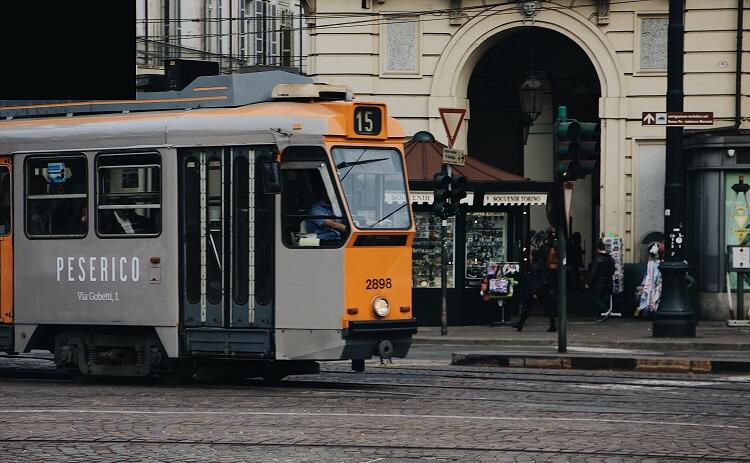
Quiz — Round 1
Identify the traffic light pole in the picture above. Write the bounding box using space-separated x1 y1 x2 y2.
556 182 568 353
440 165 451 336
654 0 695 337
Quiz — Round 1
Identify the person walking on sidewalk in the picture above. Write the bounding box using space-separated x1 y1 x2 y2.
590 239 615 321
513 250 556 332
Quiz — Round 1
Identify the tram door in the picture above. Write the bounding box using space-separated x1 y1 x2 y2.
0 158 12 327
179 147 275 329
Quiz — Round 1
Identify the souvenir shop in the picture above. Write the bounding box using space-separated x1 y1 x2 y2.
404 137 552 325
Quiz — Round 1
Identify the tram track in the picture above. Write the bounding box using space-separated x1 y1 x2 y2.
0 363 747 417
1 438 747 462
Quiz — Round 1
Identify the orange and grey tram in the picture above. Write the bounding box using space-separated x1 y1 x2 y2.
0 71 416 381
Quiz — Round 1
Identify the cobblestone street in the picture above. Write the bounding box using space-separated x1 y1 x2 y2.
0 355 748 462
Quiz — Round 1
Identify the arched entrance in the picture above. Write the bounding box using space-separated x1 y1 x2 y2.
466 27 601 260
428 7 627 250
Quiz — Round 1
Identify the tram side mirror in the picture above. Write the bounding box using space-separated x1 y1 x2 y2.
261 160 282 194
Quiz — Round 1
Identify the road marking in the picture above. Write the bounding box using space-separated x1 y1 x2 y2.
0 409 738 429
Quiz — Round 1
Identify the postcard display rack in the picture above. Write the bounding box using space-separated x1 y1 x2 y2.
602 234 624 294
601 233 624 319
413 213 455 288
480 261 521 326
465 212 507 288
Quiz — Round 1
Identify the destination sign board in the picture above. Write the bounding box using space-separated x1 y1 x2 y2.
642 111 713 126
442 147 466 166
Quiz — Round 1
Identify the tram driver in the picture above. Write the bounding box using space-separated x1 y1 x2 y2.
306 177 347 245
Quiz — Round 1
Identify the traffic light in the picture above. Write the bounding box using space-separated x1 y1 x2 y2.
450 175 467 204
431 171 466 218
432 171 453 218
553 106 600 181
576 121 600 179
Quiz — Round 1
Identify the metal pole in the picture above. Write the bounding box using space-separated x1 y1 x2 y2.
557 182 567 353
653 0 695 337
440 165 451 336
739 274 745 321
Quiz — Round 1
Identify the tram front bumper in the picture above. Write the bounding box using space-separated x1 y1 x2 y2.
342 319 418 359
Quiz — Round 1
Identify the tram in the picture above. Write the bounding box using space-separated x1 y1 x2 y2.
0 71 416 381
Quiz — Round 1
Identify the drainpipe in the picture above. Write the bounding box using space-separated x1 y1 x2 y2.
229 0 233 72
687 0 743 135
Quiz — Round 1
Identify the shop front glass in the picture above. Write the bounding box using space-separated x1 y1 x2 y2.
413 212 455 288
465 212 507 288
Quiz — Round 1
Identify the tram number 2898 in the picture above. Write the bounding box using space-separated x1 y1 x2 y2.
365 278 392 290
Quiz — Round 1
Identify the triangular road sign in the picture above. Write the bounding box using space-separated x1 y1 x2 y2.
439 108 466 148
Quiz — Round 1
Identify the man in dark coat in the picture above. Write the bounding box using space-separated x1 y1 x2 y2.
590 239 616 321
514 250 557 332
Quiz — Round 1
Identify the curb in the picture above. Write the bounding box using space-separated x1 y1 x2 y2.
414 337 750 351
451 352 750 374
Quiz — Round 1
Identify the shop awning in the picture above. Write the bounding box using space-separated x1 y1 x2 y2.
403 136 549 206
404 137 527 182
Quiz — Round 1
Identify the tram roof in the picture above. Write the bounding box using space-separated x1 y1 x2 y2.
0 71 315 118
0 73 403 153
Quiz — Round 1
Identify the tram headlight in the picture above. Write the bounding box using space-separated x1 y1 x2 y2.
372 297 390 318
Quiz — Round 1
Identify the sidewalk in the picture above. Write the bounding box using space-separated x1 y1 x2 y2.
413 317 750 373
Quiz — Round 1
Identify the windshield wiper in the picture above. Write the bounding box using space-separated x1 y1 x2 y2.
365 203 408 229
336 158 388 169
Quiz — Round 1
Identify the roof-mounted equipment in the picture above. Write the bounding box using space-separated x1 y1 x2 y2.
272 83 353 102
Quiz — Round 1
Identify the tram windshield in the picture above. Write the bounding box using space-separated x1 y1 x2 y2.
331 147 411 230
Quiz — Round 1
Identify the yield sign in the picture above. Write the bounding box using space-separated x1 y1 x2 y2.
439 107 466 148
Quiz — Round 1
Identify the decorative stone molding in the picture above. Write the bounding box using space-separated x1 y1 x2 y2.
449 0 466 26
597 0 610 25
517 1 540 22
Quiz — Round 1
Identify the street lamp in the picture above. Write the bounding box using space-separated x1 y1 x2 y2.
518 73 544 144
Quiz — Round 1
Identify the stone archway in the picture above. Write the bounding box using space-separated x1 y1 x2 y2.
427 5 627 237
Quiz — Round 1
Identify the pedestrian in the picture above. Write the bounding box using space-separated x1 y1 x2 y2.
568 232 584 290
513 249 556 332
590 239 615 321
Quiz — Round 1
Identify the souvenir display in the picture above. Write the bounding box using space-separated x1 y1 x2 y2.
465 212 507 288
412 212 455 288
479 261 520 300
602 233 624 294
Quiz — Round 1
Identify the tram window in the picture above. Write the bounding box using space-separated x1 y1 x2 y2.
26 156 88 238
281 158 348 248
0 168 10 236
96 153 161 237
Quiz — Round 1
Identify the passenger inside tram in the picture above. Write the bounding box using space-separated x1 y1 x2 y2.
100 208 154 235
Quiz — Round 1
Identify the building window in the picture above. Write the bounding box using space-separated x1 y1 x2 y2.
26 155 88 238
639 16 668 72
268 3 278 65
255 0 266 65
240 0 247 61
381 15 421 76
96 153 161 237
281 10 294 68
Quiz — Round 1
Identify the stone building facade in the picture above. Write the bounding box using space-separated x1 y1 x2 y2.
306 0 749 317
